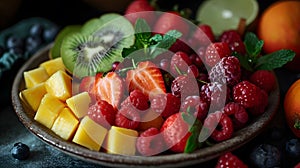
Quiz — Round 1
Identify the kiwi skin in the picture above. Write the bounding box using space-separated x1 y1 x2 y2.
49 25 82 59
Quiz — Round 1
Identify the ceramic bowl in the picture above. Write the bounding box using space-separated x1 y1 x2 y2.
11 44 280 167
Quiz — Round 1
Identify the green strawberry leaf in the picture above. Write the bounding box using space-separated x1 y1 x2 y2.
244 32 264 58
255 49 296 70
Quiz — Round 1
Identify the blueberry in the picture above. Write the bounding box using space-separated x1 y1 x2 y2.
11 142 30 160
29 24 44 37
43 26 59 42
286 138 300 158
25 35 43 54
250 144 281 168
6 35 24 49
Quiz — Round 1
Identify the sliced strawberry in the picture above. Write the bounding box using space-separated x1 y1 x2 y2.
126 61 166 97
93 72 123 109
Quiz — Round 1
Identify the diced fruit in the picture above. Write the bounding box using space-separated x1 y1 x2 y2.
20 83 47 111
24 67 49 88
138 109 164 131
72 116 107 151
51 107 79 140
93 72 123 109
39 57 65 76
104 126 138 155
45 70 72 101
126 61 166 97
34 94 65 128
66 92 91 118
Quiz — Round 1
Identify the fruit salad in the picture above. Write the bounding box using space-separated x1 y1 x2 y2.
19 9 295 157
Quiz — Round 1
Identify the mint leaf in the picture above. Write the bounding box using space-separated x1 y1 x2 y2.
256 49 296 70
134 19 151 46
233 52 254 71
244 32 264 58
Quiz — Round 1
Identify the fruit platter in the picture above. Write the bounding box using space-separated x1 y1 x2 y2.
9 0 299 167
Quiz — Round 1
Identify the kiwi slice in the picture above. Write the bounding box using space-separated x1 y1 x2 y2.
61 13 134 78
49 25 82 59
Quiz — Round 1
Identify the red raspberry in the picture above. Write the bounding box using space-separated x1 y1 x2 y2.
121 89 149 111
150 93 181 119
248 89 268 116
233 80 263 109
171 75 199 98
200 82 231 111
219 30 246 54
115 106 140 130
215 152 248 168
203 111 233 142
169 39 193 55
204 42 231 67
189 53 204 69
209 56 241 86
170 51 192 76
194 24 215 45
223 102 249 130
136 127 164 156
187 64 199 77
181 95 208 121
87 100 117 129
249 70 276 93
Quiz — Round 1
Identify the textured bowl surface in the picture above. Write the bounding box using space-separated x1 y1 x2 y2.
12 44 280 168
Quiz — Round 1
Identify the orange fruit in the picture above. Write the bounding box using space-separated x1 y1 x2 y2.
257 1 300 72
284 79 300 138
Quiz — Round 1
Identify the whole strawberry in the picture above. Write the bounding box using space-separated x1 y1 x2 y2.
136 127 165 156
87 100 117 129
160 112 201 153
204 42 231 67
249 70 276 93
215 152 248 168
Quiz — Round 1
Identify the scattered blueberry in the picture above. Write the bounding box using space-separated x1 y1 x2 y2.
29 24 44 37
249 144 281 168
5 35 24 49
25 35 43 54
43 26 59 42
11 142 30 160
286 138 300 158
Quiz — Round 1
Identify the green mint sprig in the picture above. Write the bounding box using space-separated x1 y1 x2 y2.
234 32 296 71
122 18 182 63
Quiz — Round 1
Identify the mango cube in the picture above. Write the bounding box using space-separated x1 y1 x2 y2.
24 67 49 88
66 92 91 118
34 93 65 128
72 116 107 151
40 57 65 76
45 70 72 101
20 83 47 111
51 107 79 140
104 126 138 156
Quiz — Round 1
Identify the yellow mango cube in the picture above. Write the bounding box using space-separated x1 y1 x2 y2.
104 126 138 156
34 94 65 128
40 57 65 76
72 116 107 151
51 107 79 140
45 70 72 101
66 92 91 118
20 83 47 111
24 67 49 88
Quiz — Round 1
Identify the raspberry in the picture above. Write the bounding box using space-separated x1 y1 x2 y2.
203 111 233 142
115 106 140 130
169 39 192 55
171 75 199 98
200 82 231 111
233 80 262 109
223 102 249 130
136 127 164 156
181 95 208 121
150 93 181 119
249 70 276 93
189 53 204 69
209 56 241 86
170 51 192 76
204 42 231 67
187 64 199 77
248 89 268 116
219 30 246 54
87 100 117 129
121 89 149 111
215 152 248 168
193 24 215 46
